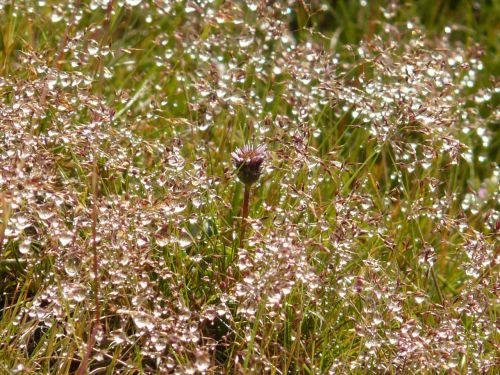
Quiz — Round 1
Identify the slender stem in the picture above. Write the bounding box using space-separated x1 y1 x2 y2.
77 148 100 375
238 183 251 249
0 193 10 255
430 267 444 305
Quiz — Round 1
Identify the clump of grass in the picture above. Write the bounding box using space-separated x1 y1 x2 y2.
0 1 498 374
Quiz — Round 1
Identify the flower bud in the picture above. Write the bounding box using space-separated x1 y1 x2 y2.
231 144 267 185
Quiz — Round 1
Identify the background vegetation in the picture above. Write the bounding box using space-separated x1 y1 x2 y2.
0 0 498 373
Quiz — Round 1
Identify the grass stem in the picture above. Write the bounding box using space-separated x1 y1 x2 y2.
76 148 101 375
238 183 251 250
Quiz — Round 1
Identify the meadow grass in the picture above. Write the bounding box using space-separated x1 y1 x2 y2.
0 1 498 374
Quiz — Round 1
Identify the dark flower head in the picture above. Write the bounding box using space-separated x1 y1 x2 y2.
231 144 267 185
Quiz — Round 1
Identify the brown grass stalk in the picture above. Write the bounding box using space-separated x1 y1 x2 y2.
76 148 100 375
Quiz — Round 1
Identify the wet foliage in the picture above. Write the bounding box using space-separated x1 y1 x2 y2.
0 1 498 374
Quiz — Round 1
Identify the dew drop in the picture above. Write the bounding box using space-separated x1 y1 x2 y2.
25 87 35 97
59 234 73 247
64 259 78 277
239 38 253 48
174 204 186 213
63 283 87 303
156 237 169 247
19 239 31 254
133 312 155 331
38 210 54 220
119 254 130 266
154 339 167 352
50 13 63 23
88 44 99 56
111 330 127 345
178 236 192 248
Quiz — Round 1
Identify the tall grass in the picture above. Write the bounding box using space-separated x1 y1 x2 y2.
0 1 498 374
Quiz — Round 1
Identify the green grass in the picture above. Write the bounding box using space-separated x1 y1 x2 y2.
0 1 498 374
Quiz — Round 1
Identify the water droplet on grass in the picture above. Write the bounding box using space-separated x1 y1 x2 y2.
50 13 63 23
178 237 192 248
64 259 78 277
88 44 99 56
63 284 87 302
38 210 54 220
19 239 31 254
239 38 253 48
111 330 127 345
133 312 155 331
125 0 142 5
59 234 73 246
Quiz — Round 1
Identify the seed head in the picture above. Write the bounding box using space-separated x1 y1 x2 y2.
231 144 267 185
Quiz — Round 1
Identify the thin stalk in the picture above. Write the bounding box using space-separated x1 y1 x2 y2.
430 267 445 305
238 183 251 249
77 148 100 375
0 193 10 255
